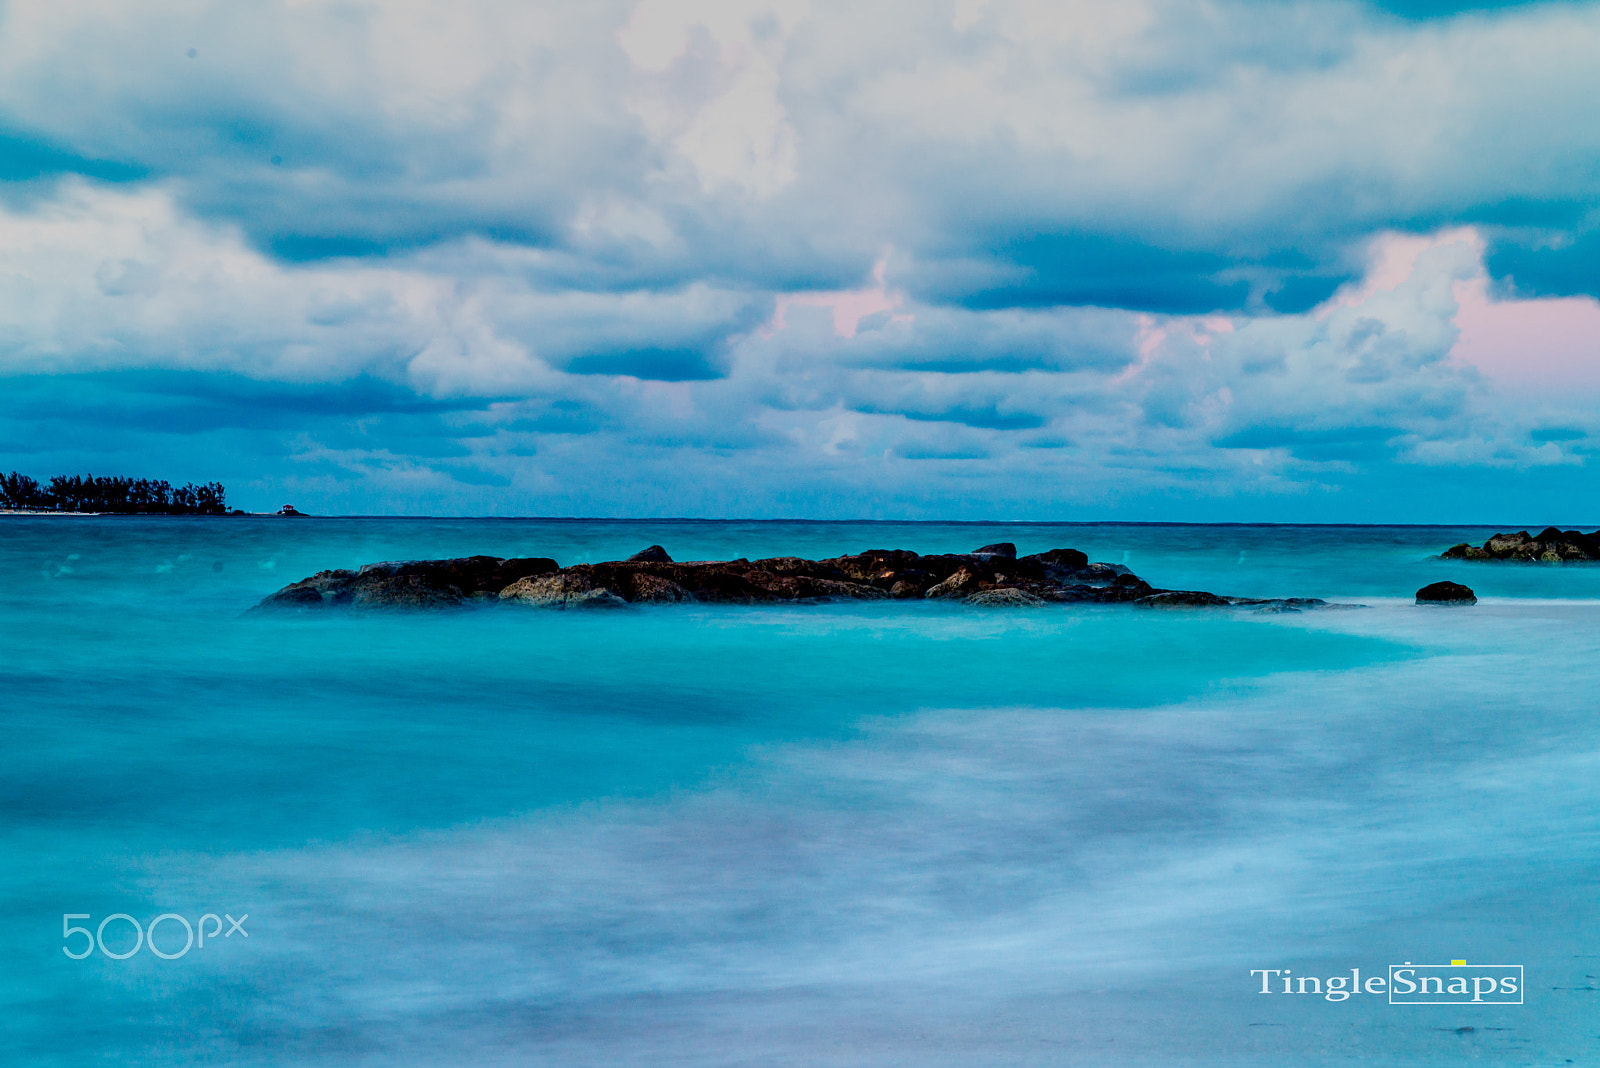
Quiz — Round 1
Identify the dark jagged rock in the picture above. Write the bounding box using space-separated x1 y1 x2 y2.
355 556 559 592
1026 547 1088 570
257 568 357 609
1442 528 1600 562
1417 581 1477 606
1020 547 1124 587
924 567 981 599
268 584 325 607
255 555 558 610
256 546 1352 614
973 542 1017 559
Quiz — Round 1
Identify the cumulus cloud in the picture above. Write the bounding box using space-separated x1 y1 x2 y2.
1 1 1598 299
0 182 775 393
0 0 1597 516
0 174 1579 516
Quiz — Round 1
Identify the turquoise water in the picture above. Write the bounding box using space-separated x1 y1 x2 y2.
5 518 1600 1065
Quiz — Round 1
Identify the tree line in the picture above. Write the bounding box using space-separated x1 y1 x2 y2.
0 472 228 514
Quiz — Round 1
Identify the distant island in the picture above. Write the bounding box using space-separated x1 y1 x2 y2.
0 471 228 514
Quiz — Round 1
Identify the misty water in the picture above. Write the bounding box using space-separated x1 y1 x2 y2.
4 518 1598 1065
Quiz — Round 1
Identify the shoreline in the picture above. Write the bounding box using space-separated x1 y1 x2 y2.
0 509 263 517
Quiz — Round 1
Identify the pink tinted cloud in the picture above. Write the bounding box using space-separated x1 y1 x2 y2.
770 256 912 338
1116 313 1233 384
1340 229 1600 393
1451 278 1600 392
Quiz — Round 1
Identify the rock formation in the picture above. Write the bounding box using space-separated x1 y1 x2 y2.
1441 527 1600 562
255 544 1339 613
258 555 559 610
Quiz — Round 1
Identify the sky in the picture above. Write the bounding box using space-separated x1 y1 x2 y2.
1 0 1599 520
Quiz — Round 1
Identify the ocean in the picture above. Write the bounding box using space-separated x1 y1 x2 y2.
4 517 1597 1065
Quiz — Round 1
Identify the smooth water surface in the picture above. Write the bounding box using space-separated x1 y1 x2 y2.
4 518 1598 1065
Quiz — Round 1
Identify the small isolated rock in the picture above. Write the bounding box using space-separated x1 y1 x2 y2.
1417 580 1476 606
628 545 673 563
972 542 1017 559
966 588 1045 607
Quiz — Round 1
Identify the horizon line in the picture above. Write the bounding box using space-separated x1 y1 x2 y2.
13 512 1582 529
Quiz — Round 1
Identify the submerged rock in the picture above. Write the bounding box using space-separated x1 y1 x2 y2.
255 544 1352 614
560 589 629 609
1134 590 1232 609
966 588 1046 607
1417 581 1477 606
1233 597 1333 613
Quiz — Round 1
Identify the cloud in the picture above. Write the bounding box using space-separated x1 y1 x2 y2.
0 0 1597 305
619 0 808 197
1370 1 1558 17
0 1 1597 517
0 173 1580 517
0 182 775 396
